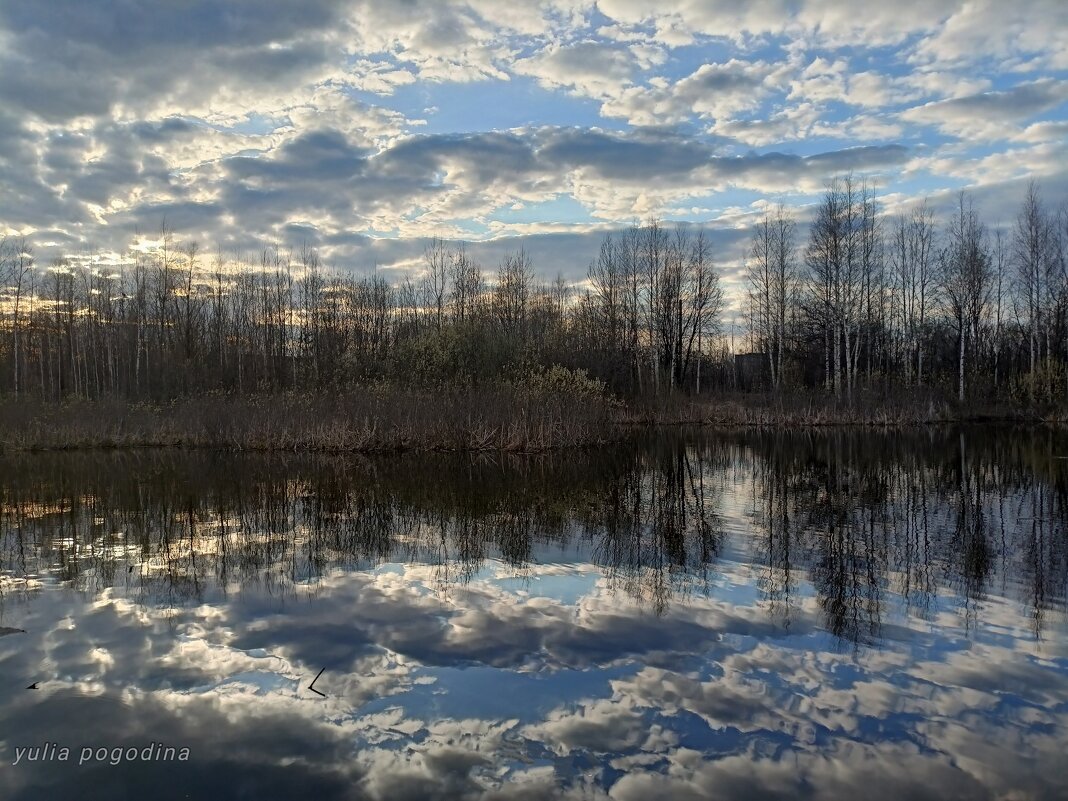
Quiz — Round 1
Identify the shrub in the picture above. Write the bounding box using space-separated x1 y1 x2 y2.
1011 363 1067 405
511 364 609 400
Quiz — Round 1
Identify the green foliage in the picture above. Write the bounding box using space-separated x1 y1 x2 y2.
510 363 609 400
1011 363 1067 405
387 321 532 389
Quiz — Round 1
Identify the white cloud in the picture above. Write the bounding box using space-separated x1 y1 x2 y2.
514 41 637 98
712 104 820 147
602 60 787 126
788 57 848 104
595 0 958 48
1 0 1067 279
910 0 1068 70
901 79 1068 141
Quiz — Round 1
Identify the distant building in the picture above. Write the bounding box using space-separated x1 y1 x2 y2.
735 352 769 391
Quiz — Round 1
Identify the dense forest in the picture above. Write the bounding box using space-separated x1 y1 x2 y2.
0 176 1066 411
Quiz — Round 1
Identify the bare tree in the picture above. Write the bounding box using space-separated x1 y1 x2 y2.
807 176 868 397
746 204 797 389
448 243 481 324
889 200 936 385
423 237 450 332
941 192 992 402
1013 180 1055 380
5 239 34 396
493 250 534 340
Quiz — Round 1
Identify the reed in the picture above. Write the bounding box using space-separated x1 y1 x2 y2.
0 387 619 453
0 386 1061 454
620 389 1038 428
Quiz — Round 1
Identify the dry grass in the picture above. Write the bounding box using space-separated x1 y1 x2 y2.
619 389 1048 428
0 388 619 454
1 387 1061 454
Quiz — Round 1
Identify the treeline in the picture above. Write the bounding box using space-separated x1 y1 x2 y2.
0 223 722 401
743 177 1068 402
0 177 1066 406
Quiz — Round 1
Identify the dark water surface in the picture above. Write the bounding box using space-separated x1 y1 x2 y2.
1 428 1067 800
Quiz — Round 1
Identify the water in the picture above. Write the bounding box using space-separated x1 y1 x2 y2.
0 428 1066 800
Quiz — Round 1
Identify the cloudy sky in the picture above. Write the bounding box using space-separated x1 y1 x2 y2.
2 0 1067 286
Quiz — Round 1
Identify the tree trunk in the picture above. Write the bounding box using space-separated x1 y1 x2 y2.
958 325 965 402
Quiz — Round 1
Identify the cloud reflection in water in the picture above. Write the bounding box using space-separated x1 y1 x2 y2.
0 429 1066 800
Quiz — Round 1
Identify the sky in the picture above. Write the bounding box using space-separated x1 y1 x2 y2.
1 0 1067 297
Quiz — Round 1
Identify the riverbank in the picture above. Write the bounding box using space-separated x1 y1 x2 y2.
0 389 1062 453
0 389 618 453
622 390 1064 428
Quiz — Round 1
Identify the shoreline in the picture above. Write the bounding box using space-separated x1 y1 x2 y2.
1 390 1063 454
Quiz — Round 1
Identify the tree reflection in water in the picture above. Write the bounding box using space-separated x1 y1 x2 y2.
2 430 1068 801
2 427 1066 645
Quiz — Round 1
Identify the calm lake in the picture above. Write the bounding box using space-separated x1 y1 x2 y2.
1 429 1066 800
